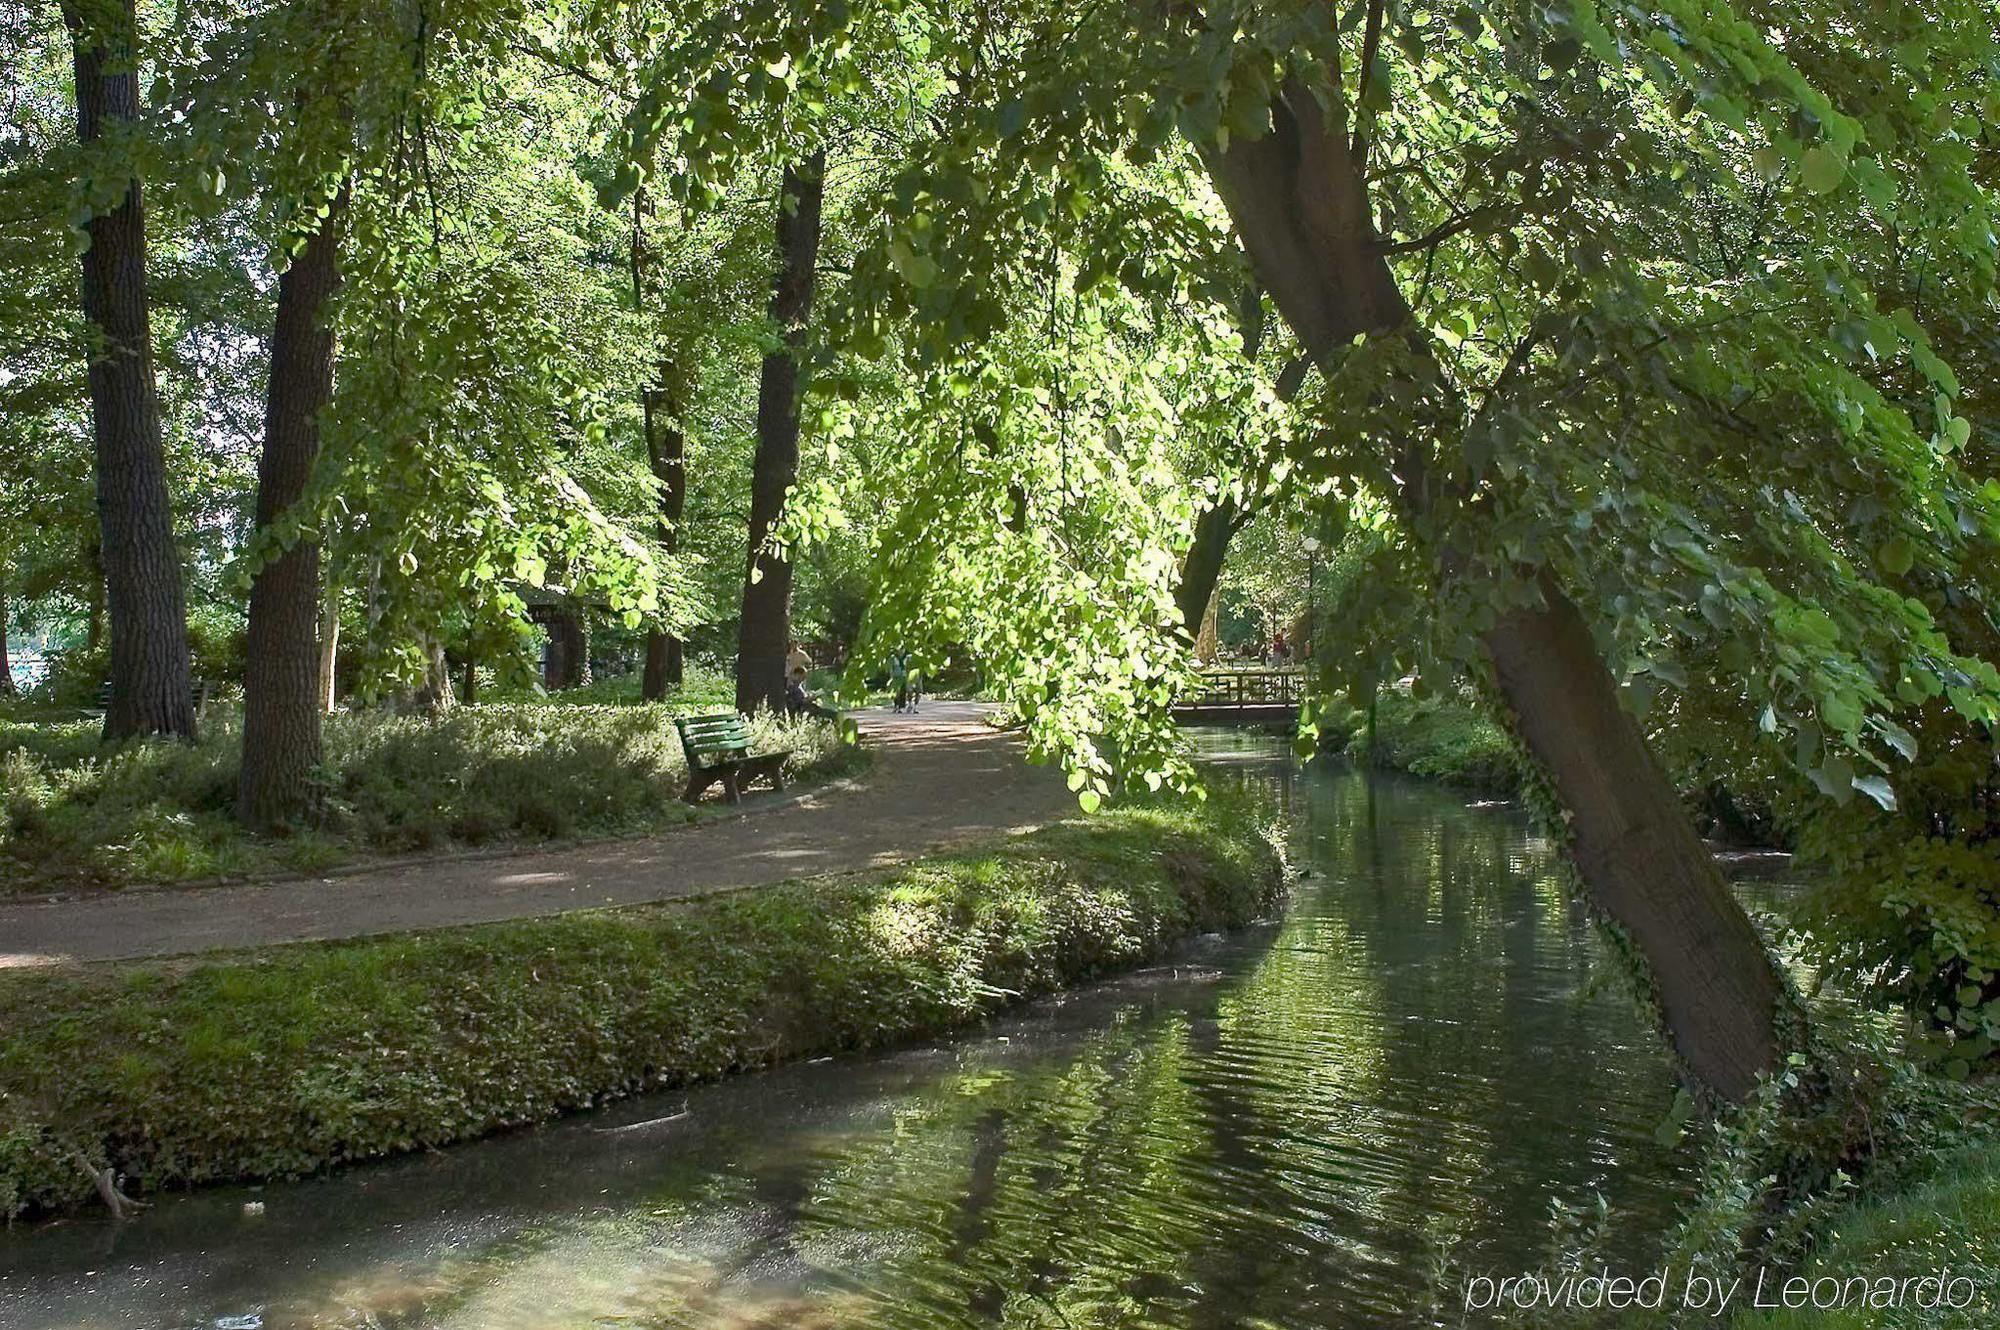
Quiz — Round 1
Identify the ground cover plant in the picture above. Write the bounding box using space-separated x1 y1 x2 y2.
0 700 851 892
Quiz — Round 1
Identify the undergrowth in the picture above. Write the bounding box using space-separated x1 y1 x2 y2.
0 700 853 891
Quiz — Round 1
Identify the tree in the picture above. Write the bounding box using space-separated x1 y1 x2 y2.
1196 73 1786 1099
63 0 194 739
238 185 347 828
0 581 15 698
609 0 1999 1102
640 373 689 697
631 186 688 697
736 150 825 715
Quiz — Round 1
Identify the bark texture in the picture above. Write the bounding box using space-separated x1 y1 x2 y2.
642 381 687 699
736 152 824 715
317 585 341 712
1485 576 1787 1099
1174 498 1239 648
66 0 195 740
410 636 453 714
1202 75 1788 1100
541 607 589 691
0 582 15 698
239 189 347 829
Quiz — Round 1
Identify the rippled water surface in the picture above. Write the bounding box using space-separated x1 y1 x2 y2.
2 737 1697 1328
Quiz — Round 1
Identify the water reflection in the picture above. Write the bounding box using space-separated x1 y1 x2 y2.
0 739 1692 1328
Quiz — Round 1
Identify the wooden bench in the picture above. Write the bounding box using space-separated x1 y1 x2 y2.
89 678 213 716
673 711 790 804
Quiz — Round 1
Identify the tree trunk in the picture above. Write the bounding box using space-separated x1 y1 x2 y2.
84 538 104 652
410 636 453 715
318 584 341 712
642 386 686 698
1194 587 1220 662
630 189 687 701
1485 576 1786 1099
736 151 824 716
238 188 347 829
0 581 15 698
1174 498 1238 648
65 0 194 741
1200 74 1790 1100
542 607 588 690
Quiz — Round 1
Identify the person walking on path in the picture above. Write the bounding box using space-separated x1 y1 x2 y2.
890 650 923 713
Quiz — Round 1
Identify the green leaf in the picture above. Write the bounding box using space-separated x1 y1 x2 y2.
1800 146 1847 194
1851 774 1896 811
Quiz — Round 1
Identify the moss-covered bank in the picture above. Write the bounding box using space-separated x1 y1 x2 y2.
0 791 1282 1219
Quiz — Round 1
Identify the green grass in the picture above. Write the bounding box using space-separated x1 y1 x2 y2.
0 790 1283 1219
0 698 856 892
1730 1139 2000 1328
1330 688 1521 792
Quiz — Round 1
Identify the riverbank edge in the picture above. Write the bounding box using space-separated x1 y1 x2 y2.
0 790 1285 1221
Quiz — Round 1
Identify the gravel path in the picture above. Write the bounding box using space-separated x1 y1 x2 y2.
0 703 1072 967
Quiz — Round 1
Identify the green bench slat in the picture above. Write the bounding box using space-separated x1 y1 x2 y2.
672 710 791 805
675 714 759 759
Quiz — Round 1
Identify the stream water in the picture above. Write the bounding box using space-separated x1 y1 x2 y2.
2 733 1701 1328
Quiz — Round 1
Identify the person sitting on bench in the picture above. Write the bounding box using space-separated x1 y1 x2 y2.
785 666 832 719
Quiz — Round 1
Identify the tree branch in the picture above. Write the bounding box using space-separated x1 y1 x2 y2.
1373 205 1505 255
1348 0 1385 166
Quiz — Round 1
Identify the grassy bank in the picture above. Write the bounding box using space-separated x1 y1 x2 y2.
0 791 1283 1219
0 701 854 893
1727 1137 2000 1329
1321 688 1521 793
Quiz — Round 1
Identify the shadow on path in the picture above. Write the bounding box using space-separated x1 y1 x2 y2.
0 703 1071 967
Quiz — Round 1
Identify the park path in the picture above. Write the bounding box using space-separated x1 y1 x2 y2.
0 703 1073 968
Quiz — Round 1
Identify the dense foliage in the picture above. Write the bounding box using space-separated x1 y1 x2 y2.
4 0 1998 1126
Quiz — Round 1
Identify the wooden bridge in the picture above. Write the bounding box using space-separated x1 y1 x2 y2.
1172 667 1307 726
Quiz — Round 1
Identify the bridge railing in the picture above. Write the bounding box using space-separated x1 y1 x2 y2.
1186 667 1307 708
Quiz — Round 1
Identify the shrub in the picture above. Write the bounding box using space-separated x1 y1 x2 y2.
1785 715 2000 1075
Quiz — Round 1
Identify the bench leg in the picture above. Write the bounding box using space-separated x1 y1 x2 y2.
722 768 742 803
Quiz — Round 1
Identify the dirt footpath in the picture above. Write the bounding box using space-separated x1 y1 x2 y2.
0 703 1073 967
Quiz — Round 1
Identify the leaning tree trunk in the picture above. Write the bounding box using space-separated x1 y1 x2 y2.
238 188 347 829
736 151 824 716
642 381 687 699
1485 576 1786 1099
1201 74 1790 1101
65 0 194 741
